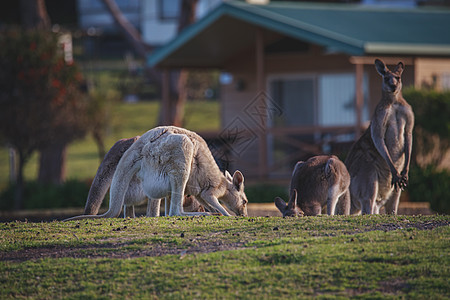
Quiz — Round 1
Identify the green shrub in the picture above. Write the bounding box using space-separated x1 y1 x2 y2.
402 88 450 214
403 88 450 139
408 165 450 214
0 180 90 210
245 184 288 203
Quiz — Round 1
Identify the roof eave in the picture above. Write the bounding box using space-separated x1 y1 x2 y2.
147 4 229 68
147 1 367 68
365 43 450 56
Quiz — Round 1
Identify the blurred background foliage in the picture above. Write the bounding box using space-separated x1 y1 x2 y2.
403 88 450 214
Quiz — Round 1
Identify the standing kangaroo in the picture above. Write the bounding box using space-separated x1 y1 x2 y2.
65 126 248 220
345 59 414 215
274 155 350 217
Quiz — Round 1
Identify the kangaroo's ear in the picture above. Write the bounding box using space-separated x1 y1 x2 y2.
288 189 298 209
375 59 387 76
225 170 233 181
274 197 287 213
394 62 404 75
232 170 244 189
293 161 304 176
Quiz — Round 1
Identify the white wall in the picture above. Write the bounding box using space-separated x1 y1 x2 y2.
141 0 222 46
141 0 178 46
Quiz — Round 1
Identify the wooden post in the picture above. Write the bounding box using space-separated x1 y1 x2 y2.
256 28 268 179
162 69 171 125
355 62 364 139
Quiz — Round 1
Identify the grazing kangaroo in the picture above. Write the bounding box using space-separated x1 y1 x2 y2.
274 155 350 217
83 136 204 218
345 59 414 215
65 126 248 220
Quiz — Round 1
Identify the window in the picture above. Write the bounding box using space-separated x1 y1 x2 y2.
318 73 369 126
442 73 450 91
270 77 316 127
159 0 181 20
267 72 369 176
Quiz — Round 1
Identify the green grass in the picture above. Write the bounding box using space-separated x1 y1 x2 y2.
0 215 449 298
0 101 220 191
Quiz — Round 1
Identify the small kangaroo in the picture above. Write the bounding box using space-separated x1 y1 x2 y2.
65 126 248 220
274 155 350 217
83 136 205 218
345 59 414 215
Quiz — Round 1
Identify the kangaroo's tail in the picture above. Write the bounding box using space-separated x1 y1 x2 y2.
64 138 143 221
84 136 139 215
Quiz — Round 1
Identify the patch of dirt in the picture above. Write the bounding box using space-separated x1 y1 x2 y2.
0 240 248 262
1 220 448 262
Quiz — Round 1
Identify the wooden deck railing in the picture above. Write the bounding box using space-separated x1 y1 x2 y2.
200 125 367 180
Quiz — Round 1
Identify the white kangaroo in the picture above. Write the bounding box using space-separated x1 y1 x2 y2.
274 155 350 217
345 59 414 215
65 126 248 220
83 136 205 218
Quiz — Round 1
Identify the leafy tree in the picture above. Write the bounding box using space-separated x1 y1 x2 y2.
0 29 88 209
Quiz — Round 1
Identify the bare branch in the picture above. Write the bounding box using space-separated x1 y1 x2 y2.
101 0 151 59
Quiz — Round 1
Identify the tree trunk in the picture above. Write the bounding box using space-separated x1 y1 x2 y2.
101 0 150 58
173 70 189 126
20 0 68 185
20 0 51 30
14 151 26 210
101 0 198 126
93 130 106 161
170 0 198 126
38 143 67 185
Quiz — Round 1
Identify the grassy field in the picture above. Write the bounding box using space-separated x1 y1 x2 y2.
0 101 220 191
1 215 449 298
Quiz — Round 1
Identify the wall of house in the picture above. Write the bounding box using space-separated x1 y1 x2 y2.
77 0 141 33
220 45 368 177
141 0 223 46
221 53 262 178
141 0 179 46
414 58 450 91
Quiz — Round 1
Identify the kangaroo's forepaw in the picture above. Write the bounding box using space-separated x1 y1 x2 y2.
392 173 408 190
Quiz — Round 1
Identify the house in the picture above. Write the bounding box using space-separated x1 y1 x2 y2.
147 1 450 181
77 0 221 47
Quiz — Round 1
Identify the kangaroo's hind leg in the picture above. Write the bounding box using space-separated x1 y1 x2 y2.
147 198 161 217
326 184 341 216
166 135 209 217
353 169 379 215
336 190 351 215
361 180 379 215
384 188 401 215
124 205 135 218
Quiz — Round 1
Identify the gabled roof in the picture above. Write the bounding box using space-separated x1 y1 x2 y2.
147 1 450 68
